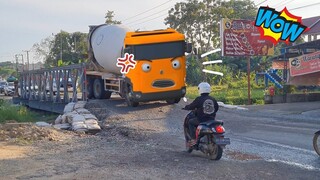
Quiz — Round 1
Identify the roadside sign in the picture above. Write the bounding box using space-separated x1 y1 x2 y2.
220 18 274 56
289 51 320 77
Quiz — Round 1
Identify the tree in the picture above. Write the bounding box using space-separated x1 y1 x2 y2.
0 62 15 80
165 0 256 54
221 0 256 19
165 0 212 54
32 36 54 64
105 10 121 25
33 31 88 67
165 0 257 85
48 31 69 67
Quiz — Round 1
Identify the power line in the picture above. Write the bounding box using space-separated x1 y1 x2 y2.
125 6 172 26
275 0 293 9
265 0 289 8
122 0 173 22
0 55 13 58
256 0 268 6
289 2 320 11
130 13 169 27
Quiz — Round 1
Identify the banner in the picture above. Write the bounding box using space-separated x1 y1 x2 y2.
220 18 274 56
289 51 320 77
272 60 287 70
288 72 320 86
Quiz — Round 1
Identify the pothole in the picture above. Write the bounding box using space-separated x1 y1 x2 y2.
225 150 262 161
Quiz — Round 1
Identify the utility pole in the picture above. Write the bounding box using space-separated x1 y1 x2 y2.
74 35 76 62
15 54 24 72
15 54 18 73
21 54 24 71
74 35 77 51
60 35 62 60
24 50 30 71
26 50 29 71
247 56 251 105
60 31 63 67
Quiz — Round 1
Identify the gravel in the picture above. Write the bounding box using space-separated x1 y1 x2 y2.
1 99 319 179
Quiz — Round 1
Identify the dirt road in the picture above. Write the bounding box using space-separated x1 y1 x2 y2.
1 97 320 179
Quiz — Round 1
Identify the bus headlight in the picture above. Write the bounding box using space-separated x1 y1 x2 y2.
181 87 186 94
135 93 142 99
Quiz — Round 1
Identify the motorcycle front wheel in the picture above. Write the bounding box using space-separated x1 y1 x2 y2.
313 132 320 156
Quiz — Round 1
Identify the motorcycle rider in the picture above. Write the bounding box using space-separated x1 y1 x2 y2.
183 82 219 146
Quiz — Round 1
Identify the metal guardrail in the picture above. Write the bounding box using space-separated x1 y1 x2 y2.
15 63 87 113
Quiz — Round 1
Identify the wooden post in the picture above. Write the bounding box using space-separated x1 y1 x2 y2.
247 57 251 105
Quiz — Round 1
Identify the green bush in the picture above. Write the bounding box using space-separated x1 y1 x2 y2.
255 99 265 105
186 86 264 105
283 85 296 94
0 100 36 123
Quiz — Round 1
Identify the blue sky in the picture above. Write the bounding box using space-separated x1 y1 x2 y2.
0 0 319 64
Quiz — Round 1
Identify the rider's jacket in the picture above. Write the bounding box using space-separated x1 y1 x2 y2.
184 93 219 122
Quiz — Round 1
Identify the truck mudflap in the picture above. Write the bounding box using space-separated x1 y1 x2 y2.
130 87 186 102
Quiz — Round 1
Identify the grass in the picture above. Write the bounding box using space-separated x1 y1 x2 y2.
0 99 57 124
186 86 265 105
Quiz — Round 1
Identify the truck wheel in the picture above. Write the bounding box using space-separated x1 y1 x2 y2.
93 79 112 99
103 91 112 99
87 78 94 99
93 79 104 99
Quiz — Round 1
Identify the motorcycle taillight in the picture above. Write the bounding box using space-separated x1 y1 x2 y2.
215 125 225 134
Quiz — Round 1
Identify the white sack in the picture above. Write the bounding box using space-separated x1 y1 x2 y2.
64 102 76 113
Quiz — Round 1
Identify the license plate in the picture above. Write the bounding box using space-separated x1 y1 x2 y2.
214 137 230 145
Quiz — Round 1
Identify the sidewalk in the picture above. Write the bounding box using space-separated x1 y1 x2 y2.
220 101 320 122
245 101 320 117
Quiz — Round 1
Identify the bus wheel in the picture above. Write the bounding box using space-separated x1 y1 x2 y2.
125 85 139 107
166 98 181 104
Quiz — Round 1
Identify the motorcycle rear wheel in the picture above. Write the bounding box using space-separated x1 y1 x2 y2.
186 143 193 153
313 132 320 156
184 126 193 153
208 144 223 160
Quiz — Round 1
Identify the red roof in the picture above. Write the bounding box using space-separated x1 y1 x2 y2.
302 16 320 35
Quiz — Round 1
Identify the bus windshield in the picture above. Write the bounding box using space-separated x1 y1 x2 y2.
131 41 185 60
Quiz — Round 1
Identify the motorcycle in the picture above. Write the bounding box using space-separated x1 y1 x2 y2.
183 109 230 160
313 130 320 156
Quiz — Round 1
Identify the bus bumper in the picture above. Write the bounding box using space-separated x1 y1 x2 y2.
131 87 186 102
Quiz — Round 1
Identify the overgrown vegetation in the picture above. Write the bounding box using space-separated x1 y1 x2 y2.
0 62 17 80
185 54 266 105
165 0 308 102
0 99 56 123
32 31 88 67
186 86 265 105
165 0 257 53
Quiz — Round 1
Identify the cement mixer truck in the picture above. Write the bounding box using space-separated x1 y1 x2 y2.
86 24 191 107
